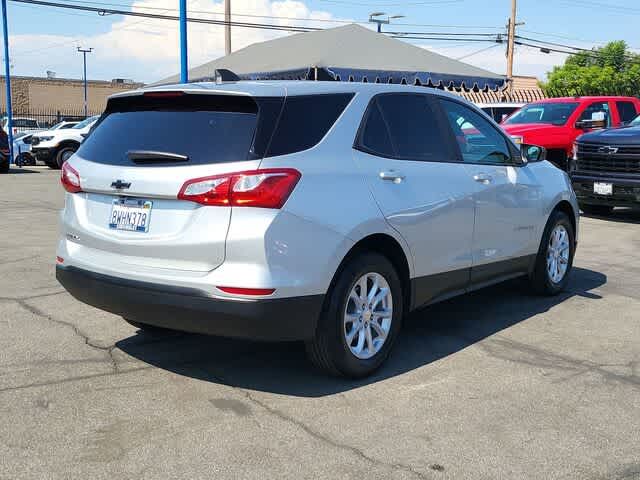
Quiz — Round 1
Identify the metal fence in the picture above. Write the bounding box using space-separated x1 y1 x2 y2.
461 86 640 105
0 107 102 129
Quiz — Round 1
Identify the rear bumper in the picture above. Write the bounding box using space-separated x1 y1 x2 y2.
56 265 324 341
571 173 640 206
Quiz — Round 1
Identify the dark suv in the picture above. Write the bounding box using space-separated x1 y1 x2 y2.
0 126 9 173
571 114 640 215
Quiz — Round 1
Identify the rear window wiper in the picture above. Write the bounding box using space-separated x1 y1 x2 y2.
127 150 189 164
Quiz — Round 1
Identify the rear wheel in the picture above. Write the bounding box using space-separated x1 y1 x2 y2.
306 253 403 378
581 204 613 216
0 157 8 173
529 210 575 296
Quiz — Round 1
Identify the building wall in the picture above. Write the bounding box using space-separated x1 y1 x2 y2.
0 76 144 114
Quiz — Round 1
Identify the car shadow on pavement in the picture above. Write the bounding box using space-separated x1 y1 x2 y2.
581 208 640 225
4 167 41 174
117 267 606 397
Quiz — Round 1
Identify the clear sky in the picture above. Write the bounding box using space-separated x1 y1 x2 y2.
3 0 639 83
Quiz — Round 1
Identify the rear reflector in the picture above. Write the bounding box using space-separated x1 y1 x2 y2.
217 286 276 296
178 168 301 208
61 162 82 193
56 256 64 264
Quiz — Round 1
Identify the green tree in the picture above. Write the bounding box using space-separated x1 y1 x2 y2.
541 41 640 96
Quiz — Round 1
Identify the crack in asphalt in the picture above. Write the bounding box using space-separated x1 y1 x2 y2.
479 336 640 388
14 299 121 373
240 389 431 479
0 290 67 302
0 366 153 394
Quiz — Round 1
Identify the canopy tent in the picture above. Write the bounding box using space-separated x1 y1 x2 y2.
156 24 506 91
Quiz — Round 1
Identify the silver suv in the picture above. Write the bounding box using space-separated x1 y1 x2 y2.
56 81 579 377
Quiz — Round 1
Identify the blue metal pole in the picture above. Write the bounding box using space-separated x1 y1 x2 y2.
179 0 188 83
1 0 14 166
82 51 87 117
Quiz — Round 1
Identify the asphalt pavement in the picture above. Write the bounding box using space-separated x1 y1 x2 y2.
1 166 638 479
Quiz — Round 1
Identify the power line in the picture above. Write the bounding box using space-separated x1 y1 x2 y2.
8 0 320 32
456 43 501 60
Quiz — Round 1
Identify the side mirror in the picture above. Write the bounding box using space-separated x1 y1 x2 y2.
521 144 546 163
575 119 606 130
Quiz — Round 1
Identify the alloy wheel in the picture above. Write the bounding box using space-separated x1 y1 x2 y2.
343 272 393 360
547 224 570 283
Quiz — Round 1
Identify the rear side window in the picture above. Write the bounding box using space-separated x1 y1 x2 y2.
616 101 638 123
357 93 450 161
266 94 354 157
77 95 267 166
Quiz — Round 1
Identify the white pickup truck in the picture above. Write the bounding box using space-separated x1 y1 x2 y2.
30 116 99 169
1 117 42 136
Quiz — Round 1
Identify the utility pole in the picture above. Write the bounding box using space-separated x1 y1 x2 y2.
1 0 14 166
179 0 188 82
225 0 231 55
77 47 92 118
506 0 523 87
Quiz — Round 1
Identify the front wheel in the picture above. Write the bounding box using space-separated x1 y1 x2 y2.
55 145 78 169
529 210 575 296
306 253 403 378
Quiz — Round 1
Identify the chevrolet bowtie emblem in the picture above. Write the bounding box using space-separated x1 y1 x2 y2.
597 146 619 155
111 180 131 190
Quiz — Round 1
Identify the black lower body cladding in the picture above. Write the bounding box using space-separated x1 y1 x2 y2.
56 265 324 341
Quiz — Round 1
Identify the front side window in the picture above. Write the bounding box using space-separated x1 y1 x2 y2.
357 93 450 161
440 99 512 165
504 102 579 126
579 102 611 127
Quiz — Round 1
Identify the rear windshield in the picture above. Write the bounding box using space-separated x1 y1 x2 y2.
77 92 354 167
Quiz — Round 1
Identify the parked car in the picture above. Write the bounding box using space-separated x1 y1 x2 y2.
571 113 640 215
56 81 579 377
476 102 524 123
31 115 100 169
1 116 41 136
0 126 9 173
502 96 640 171
13 132 36 166
49 120 80 130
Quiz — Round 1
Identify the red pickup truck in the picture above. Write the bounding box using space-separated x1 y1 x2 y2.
501 96 640 171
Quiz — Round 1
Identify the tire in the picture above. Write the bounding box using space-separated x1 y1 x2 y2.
529 210 575 296
581 204 613 216
306 252 403 378
0 157 8 174
55 144 78 169
45 160 58 169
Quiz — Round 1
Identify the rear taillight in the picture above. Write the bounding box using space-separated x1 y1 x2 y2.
61 162 82 193
178 169 301 208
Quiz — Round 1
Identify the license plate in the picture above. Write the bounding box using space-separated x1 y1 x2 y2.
109 198 153 232
593 182 613 196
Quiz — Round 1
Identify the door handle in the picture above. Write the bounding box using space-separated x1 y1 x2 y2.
379 171 405 184
473 173 493 184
